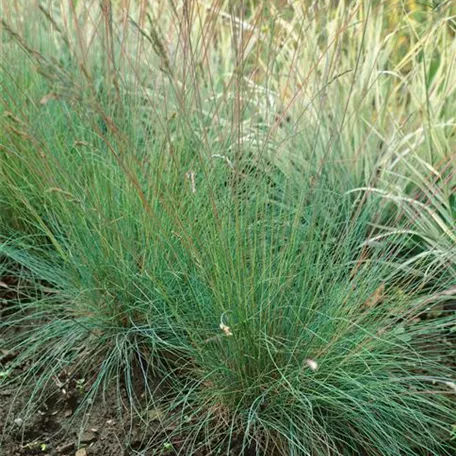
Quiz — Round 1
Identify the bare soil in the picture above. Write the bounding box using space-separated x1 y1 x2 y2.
0 273 152 456
0 377 134 455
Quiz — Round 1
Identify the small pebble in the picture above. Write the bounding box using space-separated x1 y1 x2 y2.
80 430 97 444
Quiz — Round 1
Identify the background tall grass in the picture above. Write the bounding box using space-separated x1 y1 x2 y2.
1 1 455 455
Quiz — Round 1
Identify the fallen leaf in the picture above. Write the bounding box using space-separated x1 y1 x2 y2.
148 408 164 421
40 92 59 105
75 448 87 456
57 442 74 453
363 283 385 309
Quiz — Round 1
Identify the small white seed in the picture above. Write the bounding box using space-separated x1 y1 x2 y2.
306 359 318 372
219 323 233 336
